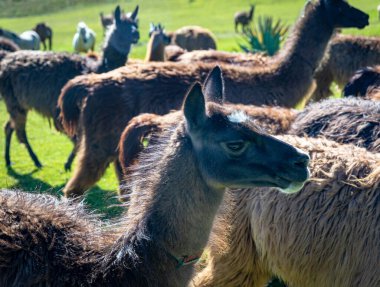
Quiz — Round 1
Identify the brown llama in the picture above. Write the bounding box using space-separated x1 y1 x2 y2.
59 0 368 197
312 34 380 101
192 135 380 287
145 23 171 62
0 5 139 170
170 26 217 51
343 65 380 100
234 4 255 32
33 22 53 50
290 97 380 152
0 72 310 286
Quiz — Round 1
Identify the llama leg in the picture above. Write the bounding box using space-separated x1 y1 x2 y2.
114 159 124 183
64 136 78 171
63 143 111 197
4 120 14 167
42 40 47 50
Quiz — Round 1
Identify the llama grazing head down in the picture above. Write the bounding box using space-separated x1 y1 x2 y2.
182 67 310 192
319 0 369 29
106 5 139 55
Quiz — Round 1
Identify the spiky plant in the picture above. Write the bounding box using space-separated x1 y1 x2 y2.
239 16 289 56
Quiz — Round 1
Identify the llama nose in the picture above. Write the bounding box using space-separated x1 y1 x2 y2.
292 153 310 169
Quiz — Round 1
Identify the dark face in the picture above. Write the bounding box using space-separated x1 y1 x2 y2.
190 107 310 193
108 6 140 54
323 0 369 29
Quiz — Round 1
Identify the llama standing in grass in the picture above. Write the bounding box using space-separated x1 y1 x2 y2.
0 5 139 170
59 0 368 197
343 65 380 100
0 28 40 50
33 22 53 50
0 72 310 286
73 22 96 53
312 34 380 101
192 135 380 287
170 26 217 51
234 5 255 32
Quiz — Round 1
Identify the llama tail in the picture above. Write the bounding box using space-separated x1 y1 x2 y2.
58 80 89 137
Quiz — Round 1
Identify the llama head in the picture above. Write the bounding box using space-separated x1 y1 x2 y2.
148 23 171 46
183 66 310 193
106 5 140 55
321 0 369 29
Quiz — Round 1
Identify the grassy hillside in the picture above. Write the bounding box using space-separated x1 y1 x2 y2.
0 0 378 217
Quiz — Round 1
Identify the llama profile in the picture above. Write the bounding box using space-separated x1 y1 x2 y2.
58 0 368 197
0 5 139 170
0 68 310 286
100 12 114 34
33 22 53 50
234 5 255 32
73 22 96 53
145 23 171 61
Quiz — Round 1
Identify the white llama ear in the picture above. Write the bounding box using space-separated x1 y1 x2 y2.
184 83 207 131
130 5 139 21
115 6 121 25
203 66 225 104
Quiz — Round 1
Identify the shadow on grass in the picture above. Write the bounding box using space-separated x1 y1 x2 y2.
6 166 124 219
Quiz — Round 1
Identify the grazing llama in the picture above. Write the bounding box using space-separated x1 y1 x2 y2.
170 26 217 51
234 5 255 32
343 65 380 100
312 34 380 101
33 22 53 50
0 71 310 286
73 22 96 53
192 135 380 287
59 0 368 197
0 5 139 170
0 28 40 50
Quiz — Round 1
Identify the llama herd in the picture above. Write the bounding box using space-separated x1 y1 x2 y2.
0 0 379 286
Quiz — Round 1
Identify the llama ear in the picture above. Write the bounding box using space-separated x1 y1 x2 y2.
115 6 121 25
130 5 139 21
203 66 225 104
184 83 207 131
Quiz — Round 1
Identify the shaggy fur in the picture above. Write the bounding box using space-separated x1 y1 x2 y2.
192 136 380 287
312 34 380 101
170 26 217 51
0 5 139 170
234 5 255 32
33 22 53 50
0 78 309 286
0 37 20 52
343 65 380 100
58 0 368 196
290 97 380 152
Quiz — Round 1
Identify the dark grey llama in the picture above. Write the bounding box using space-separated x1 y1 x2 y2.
0 5 139 170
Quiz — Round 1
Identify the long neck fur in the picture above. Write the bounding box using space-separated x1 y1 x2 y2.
98 124 224 286
145 34 165 62
96 43 128 73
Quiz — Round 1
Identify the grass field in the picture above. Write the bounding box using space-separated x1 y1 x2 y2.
0 0 379 217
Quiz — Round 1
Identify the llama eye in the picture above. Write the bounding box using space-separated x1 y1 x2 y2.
221 141 249 156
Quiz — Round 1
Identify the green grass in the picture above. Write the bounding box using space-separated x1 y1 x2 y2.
0 0 378 216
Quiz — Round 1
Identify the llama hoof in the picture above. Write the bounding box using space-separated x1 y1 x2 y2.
64 163 71 172
35 162 43 169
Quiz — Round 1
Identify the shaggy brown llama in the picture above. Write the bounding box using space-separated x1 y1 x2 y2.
169 26 217 51
312 34 380 101
192 135 380 287
33 22 53 50
59 0 368 197
343 65 380 100
234 4 255 32
0 5 139 170
0 73 310 286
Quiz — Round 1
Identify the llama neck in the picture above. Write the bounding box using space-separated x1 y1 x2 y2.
96 44 128 73
145 37 165 62
103 126 224 286
277 2 334 75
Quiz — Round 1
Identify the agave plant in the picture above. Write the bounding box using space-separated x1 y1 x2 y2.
239 16 289 56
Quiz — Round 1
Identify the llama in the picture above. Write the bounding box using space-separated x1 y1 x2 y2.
290 97 380 152
100 12 114 34
343 65 380 100
73 22 96 53
0 37 19 53
0 5 139 170
33 22 53 50
145 23 171 62
312 34 380 101
0 71 310 286
234 5 255 32
192 135 380 287
0 28 40 50
170 26 217 51
59 0 369 196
